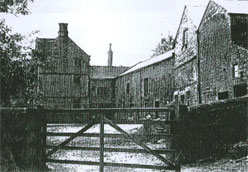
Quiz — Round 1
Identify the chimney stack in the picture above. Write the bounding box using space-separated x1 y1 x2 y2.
58 23 68 37
108 43 113 66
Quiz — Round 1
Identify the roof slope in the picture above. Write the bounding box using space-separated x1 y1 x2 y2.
91 66 129 79
119 49 174 76
214 0 248 14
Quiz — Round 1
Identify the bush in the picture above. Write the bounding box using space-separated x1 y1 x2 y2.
227 139 248 159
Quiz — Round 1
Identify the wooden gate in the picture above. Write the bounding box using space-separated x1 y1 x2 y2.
44 107 182 172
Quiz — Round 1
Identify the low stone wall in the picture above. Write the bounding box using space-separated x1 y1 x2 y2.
181 96 248 163
0 108 46 171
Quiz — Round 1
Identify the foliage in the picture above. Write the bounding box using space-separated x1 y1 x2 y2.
0 0 33 15
0 19 43 106
151 34 174 57
0 0 46 106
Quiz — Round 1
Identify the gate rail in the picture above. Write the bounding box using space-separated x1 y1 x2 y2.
44 107 182 172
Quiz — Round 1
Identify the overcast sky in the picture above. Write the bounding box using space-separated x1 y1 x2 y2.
2 0 208 66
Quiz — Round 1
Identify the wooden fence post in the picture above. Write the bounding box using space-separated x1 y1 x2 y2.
99 113 104 172
175 105 187 172
40 107 47 170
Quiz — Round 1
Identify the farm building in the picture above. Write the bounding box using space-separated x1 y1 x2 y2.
90 44 129 108
198 0 248 103
115 50 174 108
35 23 91 109
173 5 205 106
36 0 248 109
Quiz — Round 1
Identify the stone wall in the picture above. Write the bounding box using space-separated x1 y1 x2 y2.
173 6 199 106
36 24 90 109
180 96 248 163
90 78 115 108
198 1 248 104
115 56 174 108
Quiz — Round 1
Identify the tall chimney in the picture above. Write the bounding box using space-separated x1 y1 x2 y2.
108 43 113 66
58 23 68 37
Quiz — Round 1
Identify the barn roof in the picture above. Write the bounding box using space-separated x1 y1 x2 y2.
91 66 129 79
119 49 174 76
213 0 248 14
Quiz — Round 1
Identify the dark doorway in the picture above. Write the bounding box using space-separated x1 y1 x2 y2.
155 101 159 118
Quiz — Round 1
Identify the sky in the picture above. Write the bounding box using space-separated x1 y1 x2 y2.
1 0 208 66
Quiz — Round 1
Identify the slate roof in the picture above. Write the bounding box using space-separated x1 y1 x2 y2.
119 49 174 76
91 66 129 79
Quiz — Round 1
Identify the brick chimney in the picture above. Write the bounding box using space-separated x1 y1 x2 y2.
108 43 113 66
58 23 68 37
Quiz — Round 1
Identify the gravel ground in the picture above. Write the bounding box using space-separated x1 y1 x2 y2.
46 125 248 172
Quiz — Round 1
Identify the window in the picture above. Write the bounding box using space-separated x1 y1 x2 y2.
126 83 130 94
73 98 81 108
154 101 160 118
180 94 185 104
97 87 108 96
186 91 191 106
234 84 247 97
218 91 229 100
175 95 178 102
74 75 81 84
182 29 188 49
155 101 160 107
233 64 239 78
74 58 81 67
144 78 149 96
91 86 96 92
231 15 248 48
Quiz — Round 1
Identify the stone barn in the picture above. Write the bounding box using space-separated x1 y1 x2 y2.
198 0 248 103
35 23 91 109
173 5 205 106
115 50 174 108
90 44 129 108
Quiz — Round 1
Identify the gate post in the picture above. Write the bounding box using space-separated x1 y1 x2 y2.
175 105 187 172
99 113 104 172
40 107 47 170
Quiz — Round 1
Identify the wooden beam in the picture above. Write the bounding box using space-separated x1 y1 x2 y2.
104 117 175 167
46 159 99 166
99 114 104 172
46 159 175 170
104 162 175 170
44 107 174 114
46 145 175 154
45 132 173 138
46 122 95 157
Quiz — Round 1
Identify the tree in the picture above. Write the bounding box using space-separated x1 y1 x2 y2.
0 0 33 15
0 0 45 106
151 34 174 57
0 19 42 106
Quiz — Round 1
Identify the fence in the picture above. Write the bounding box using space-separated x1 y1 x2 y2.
0 106 183 172
44 107 183 172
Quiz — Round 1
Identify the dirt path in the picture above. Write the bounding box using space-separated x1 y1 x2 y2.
46 125 248 172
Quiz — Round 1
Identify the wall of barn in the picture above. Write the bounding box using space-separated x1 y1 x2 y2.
174 7 199 106
36 37 90 109
174 59 198 106
90 79 115 108
115 71 142 108
115 57 174 109
198 1 248 104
